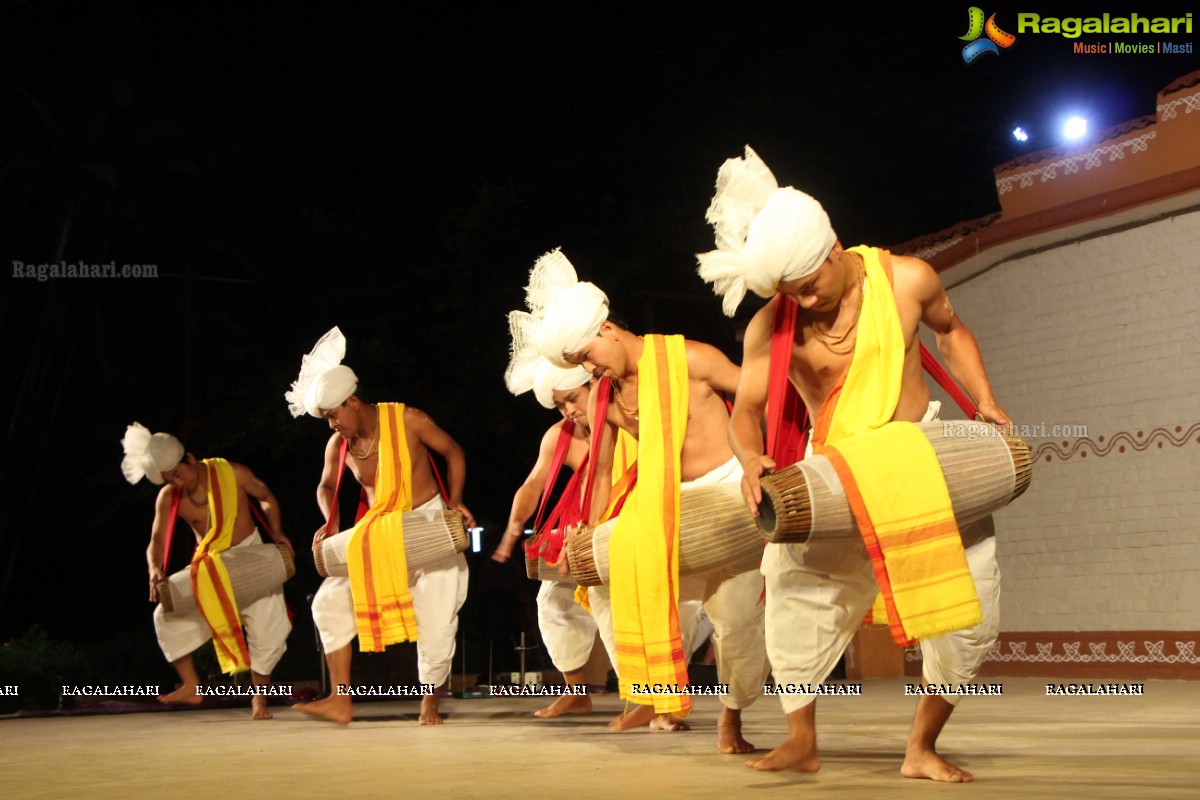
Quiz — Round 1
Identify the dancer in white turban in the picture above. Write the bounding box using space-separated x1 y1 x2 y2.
123 423 293 719
518 249 771 752
496 325 598 716
696 146 837 318
701 145 1009 781
288 327 474 726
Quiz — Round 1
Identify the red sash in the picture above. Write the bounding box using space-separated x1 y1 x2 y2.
524 420 588 564
580 378 638 523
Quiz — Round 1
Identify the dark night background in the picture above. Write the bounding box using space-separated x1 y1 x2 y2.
1 2 1196 685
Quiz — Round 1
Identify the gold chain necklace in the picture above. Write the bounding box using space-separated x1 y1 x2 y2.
350 433 379 460
810 253 865 355
612 381 638 420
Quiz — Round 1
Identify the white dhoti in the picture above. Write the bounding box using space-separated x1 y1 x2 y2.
153 530 291 675
764 402 1002 713
310 495 468 688
537 580 597 673
586 456 768 706
684 455 771 710
586 583 703 682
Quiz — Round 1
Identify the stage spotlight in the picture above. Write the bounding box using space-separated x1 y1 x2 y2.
1062 116 1088 141
1013 127 1029 142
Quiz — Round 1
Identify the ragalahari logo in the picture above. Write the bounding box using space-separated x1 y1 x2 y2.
960 7 1017 62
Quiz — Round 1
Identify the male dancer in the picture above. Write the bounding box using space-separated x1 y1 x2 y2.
494 354 596 717
287 327 473 725
524 250 771 753
122 423 292 719
699 146 1009 780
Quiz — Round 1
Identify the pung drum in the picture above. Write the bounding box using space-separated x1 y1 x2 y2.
158 542 295 615
757 420 1033 544
314 508 468 578
525 549 577 585
565 483 764 587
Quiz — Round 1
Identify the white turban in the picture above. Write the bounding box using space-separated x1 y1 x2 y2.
121 422 184 485
532 360 589 409
286 327 359 418
304 365 358 417
520 249 608 367
696 145 837 316
505 304 590 409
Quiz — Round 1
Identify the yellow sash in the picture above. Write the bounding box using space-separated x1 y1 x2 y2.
189 458 250 675
573 428 639 613
814 247 981 645
346 403 421 651
610 334 691 715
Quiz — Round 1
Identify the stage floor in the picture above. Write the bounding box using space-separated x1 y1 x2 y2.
2 678 1196 798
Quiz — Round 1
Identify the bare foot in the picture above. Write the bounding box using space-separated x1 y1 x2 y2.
608 703 656 731
295 695 352 725
746 736 820 773
419 695 444 725
717 707 754 754
901 748 973 782
158 684 203 706
251 694 273 720
649 714 690 732
534 693 593 718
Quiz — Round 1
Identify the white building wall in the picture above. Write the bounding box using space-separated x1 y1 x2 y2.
922 210 1200 632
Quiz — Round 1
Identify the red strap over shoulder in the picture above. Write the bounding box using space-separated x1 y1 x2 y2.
324 438 351 536
533 419 576 533
580 378 612 520
428 453 451 505
879 248 976 417
920 344 978 418
248 500 276 540
162 488 181 573
766 295 810 465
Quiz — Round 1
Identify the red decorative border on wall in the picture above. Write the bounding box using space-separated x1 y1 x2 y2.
905 631 1200 680
1032 423 1200 463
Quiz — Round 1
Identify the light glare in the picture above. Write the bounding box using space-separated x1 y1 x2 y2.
1062 116 1088 141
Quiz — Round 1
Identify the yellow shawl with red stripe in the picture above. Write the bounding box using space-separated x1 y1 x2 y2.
610 334 691 715
814 247 981 646
189 458 250 675
346 403 421 652
574 428 638 613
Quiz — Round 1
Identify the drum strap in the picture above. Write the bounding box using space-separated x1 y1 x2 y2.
163 484 278 571
327 435 446 537
580 379 638 522
525 420 590 561
880 250 978 418
580 380 610 521
247 501 276 539
533 419 575 532
325 438 368 536
767 278 981 462
766 294 810 465
542 463 586 533
427 453 450 505
162 488 181 573
920 345 977 418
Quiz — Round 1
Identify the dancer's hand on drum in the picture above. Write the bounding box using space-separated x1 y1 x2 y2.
975 400 1012 428
449 501 476 529
271 532 296 558
312 524 330 550
148 567 164 602
558 525 579 578
741 455 776 518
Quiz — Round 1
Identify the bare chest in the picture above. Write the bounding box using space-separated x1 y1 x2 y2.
788 329 854 413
